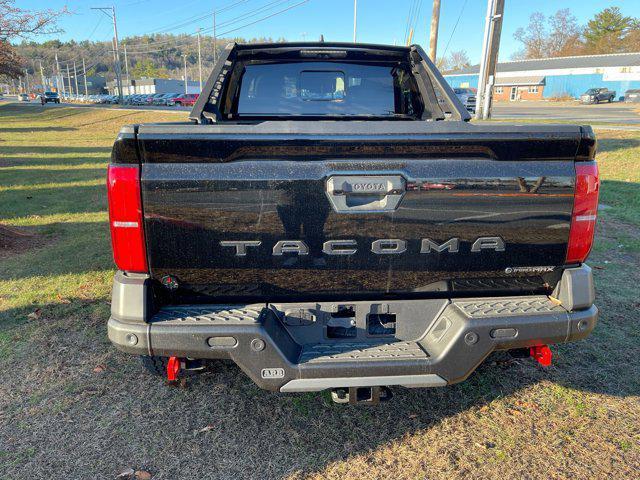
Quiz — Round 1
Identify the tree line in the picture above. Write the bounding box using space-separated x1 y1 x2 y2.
14 34 284 83
514 7 640 60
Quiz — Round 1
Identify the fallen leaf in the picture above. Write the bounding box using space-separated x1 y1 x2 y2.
195 425 215 435
27 308 42 320
135 471 152 480
116 468 135 479
93 364 106 373
56 294 71 304
408 414 418 419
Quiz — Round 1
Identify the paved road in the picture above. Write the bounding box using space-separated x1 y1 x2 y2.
2 98 190 112
492 101 640 124
5 98 639 124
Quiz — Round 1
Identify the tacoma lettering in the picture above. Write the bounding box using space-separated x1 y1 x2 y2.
220 237 506 256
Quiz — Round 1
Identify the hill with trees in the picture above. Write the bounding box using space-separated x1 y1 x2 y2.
13 33 284 84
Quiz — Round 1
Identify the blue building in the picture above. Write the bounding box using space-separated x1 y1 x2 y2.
444 52 640 101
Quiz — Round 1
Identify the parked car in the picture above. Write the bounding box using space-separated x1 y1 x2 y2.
169 93 199 106
107 42 599 404
133 94 149 105
18 93 30 102
125 94 142 105
453 87 476 113
145 93 165 105
154 93 181 106
623 89 640 103
580 88 616 104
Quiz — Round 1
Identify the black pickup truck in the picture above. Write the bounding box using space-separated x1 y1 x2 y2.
107 42 599 403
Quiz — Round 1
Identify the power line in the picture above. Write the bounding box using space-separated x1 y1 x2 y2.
123 0 288 51
32 0 311 87
216 0 293 29
138 0 250 36
441 0 469 59
211 0 309 37
124 0 310 55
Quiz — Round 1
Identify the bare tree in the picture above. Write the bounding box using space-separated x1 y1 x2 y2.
0 0 66 39
513 12 547 59
0 0 67 78
435 56 449 71
436 50 470 72
447 50 470 70
548 9 584 57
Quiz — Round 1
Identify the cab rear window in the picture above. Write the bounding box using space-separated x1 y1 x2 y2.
235 61 424 118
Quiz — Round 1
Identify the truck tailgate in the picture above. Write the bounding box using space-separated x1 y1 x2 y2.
135 121 583 302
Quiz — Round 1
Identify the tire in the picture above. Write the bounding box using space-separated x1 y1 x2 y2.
141 355 170 376
594 98 599 104
140 355 204 377
609 96 614 103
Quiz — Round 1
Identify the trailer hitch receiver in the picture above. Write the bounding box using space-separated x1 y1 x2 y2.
331 386 393 405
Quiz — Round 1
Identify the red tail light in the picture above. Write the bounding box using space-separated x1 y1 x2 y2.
107 165 148 272
566 162 599 264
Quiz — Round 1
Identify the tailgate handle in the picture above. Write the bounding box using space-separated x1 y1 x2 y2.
325 175 406 213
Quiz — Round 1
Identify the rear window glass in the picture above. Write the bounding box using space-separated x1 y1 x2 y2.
236 61 424 118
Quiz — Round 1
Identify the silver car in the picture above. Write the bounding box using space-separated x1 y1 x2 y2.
453 88 476 113
624 89 640 103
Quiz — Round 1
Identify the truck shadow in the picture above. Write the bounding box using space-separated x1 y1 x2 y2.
1 292 637 479
0 126 77 133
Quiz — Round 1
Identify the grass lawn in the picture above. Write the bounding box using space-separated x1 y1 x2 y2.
0 103 638 479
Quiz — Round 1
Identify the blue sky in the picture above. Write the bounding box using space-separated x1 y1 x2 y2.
20 0 640 63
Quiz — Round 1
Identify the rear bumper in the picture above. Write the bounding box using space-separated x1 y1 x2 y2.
108 266 597 392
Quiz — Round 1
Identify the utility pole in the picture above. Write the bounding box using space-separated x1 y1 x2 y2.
66 64 72 95
475 0 505 120
406 28 414 46
82 58 89 96
197 28 203 91
123 45 130 94
428 0 441 62
183 55 188 94
73 60 80 96
25 69 30 93
213 11 217 65
55 52 64 95
92 6 123 103
352 0 357 43
39 60 46 90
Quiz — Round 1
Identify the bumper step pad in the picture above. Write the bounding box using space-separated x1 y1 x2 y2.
299 342 428 363
454 297 565 317
150 305 262 325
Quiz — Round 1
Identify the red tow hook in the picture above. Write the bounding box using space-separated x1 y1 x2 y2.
167 356 181 381
530 345 552 367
